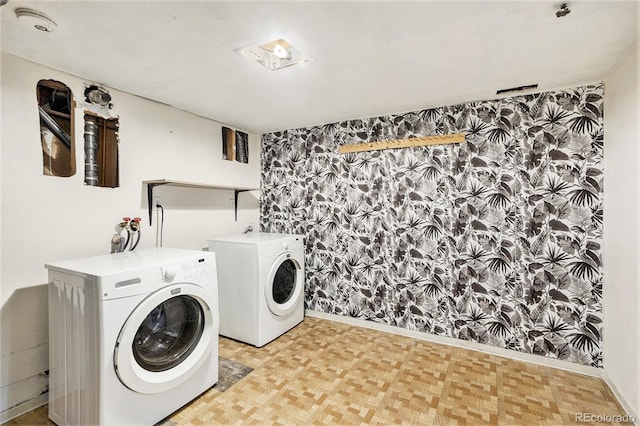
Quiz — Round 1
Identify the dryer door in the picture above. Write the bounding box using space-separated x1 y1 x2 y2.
114 283 216 394
265 252 303 316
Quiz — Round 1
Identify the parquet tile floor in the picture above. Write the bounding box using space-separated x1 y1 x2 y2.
5 316 630 425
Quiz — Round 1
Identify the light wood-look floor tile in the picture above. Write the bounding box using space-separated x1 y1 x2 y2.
5 317 629 425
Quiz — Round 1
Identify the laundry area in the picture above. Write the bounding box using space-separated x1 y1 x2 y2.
0 1 639 425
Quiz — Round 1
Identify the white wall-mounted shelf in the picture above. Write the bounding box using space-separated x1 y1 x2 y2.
143 179 261 224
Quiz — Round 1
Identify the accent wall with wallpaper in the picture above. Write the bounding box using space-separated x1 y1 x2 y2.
260 84 604 368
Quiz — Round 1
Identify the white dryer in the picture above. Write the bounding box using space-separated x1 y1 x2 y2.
45 248 218 426
208 233 304 347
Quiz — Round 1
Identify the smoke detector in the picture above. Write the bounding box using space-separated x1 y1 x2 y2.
15 8 57 32
239 38 309 71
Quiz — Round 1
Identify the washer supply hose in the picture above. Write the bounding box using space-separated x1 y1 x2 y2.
129 218 142 250
110 217 134 253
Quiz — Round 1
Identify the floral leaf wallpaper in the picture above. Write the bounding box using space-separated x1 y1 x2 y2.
260 84 604 368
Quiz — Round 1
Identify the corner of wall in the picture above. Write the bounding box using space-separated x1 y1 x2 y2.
603 42 640 419
602 371 640 424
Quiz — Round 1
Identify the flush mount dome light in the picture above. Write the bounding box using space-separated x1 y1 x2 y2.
15 8 57 32
239 38 308 71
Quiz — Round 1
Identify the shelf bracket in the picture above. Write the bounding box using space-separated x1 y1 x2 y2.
234 189 251 221
146 181 169 226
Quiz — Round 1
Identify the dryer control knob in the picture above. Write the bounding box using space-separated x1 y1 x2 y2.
164 268 177 282
282 241 289 250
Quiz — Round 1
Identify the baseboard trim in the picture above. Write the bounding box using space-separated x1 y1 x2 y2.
0 394 47 424
305 309 602 378
602 372 639 425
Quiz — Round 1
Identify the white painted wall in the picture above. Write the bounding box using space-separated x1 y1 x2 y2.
0 53 260 420
603 43 640 419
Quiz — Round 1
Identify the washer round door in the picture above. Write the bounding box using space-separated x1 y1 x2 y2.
265 252 303 316
114 283 216 394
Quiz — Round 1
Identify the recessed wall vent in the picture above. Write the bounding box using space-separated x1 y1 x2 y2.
496 84 539 96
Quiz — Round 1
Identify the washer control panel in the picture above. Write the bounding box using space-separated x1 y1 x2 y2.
180 257 215 281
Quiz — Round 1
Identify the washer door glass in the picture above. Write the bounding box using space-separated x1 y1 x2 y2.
266 253 303 316
133 295 204 372
272 259 297 304
114 283 217 394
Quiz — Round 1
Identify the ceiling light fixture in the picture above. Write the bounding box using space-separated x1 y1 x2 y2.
239 38 308 71
15 8 57 32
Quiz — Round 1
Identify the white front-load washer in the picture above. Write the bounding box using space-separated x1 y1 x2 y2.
45 248 218 426
208 233 304 347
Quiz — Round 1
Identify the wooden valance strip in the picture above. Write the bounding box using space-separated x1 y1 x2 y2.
339 133 466 154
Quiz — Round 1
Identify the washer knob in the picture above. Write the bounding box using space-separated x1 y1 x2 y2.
282 241 289 250
164 268 176 282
